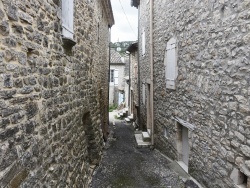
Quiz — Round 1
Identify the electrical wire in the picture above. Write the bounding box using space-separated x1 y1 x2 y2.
118 0 137 38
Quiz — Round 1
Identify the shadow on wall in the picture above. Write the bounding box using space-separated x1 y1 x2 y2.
82 112 99 165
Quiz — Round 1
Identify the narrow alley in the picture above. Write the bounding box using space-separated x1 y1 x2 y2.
90 112 196 188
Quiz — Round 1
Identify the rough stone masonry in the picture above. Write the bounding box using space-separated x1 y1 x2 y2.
136 0 250 187
0 0 113 187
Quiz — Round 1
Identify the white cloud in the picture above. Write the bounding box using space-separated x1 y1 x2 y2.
110 0 138 42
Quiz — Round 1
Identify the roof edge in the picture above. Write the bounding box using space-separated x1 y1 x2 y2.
102 0 115 27
126 42 138 52
131 0 140 8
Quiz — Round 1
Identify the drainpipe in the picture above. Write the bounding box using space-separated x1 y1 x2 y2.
150 0 154 146
126 51 131 114
128 53 131 115
137 7 141 130
106 26 111 142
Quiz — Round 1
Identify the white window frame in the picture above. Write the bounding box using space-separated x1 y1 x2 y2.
114 70 118 86
62 0 74 39
164 38 177 89
142 30 145 56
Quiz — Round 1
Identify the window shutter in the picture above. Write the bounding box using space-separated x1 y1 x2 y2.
114 70 118 85
62 0 74 39
164 38 177 89
142 30 145 55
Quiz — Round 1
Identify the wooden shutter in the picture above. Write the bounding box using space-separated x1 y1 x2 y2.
62 0 74 39
142 30 145 55
164 38 177 89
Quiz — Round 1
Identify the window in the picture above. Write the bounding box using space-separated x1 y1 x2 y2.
142 84 145 105
110 69 114 82
142 30 145 56
114 70 118 85
164 127 168 138
62 0 74 39
164 38 177 89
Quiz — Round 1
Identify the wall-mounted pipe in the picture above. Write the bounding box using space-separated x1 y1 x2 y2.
150 0 154 146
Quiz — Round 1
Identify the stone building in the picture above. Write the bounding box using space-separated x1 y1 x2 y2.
132 0 250 187
126 42 139 126
109 49 127 106
0 0 113 187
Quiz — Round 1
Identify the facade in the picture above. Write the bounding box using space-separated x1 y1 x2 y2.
126 42 139 126
109 49 127 106
0 0 113 187
133 0 250 188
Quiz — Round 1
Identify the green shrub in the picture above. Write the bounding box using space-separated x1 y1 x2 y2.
109 104 118 112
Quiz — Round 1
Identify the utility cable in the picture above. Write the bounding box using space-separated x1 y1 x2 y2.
118 0 137 38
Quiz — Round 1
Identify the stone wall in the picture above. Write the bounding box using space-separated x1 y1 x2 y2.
137 0 250 187
138 0 150 131
0 0 112 187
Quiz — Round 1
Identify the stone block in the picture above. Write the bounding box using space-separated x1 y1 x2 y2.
2 74 13 88
241 145 250 157
0 21 9 36
25 102 38 119
6 4 18 21
18 10 33 24
19 86 33 94
235 131 245 143
3 36 17 48
230 168 246 185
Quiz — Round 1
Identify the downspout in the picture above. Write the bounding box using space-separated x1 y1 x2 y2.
150 0 154 145
137 7 141 130
106 26 111 142
128 53 131 114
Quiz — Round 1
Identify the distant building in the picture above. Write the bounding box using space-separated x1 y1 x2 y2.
109 49 128 106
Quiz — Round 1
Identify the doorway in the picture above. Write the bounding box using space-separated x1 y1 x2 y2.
176 122 190 173
146 84 151 132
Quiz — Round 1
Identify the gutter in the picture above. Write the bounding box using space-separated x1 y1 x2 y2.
137 7 141 130
150 0 154 145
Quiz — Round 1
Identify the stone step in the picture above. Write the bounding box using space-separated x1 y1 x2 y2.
128 114 134 120
125 117 130 122
147 128 151 136
142 131 151 142
134 133 151 148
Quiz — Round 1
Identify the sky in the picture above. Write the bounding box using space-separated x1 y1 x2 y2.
110 0 138 42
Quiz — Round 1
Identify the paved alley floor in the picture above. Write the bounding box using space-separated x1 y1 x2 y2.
90 112 185 188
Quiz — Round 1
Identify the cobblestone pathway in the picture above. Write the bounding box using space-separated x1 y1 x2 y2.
90 112 186 188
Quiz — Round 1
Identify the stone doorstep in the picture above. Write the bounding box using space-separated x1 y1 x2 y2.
125 117 131 122
128 114 133 120
134 133 151 148
142 131 151 142
236 185 247 188
147 128 151 135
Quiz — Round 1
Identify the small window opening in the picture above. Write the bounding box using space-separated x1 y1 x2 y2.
164 127 169 138
230 168 248 187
